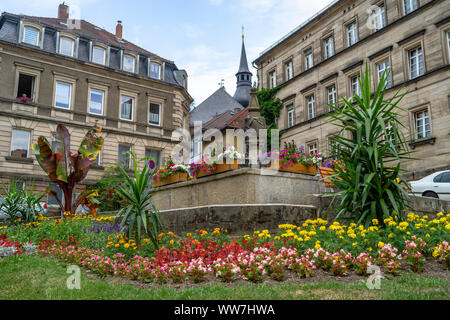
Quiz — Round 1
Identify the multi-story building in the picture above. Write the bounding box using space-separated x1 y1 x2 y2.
253 0 450 180
0 3 191 203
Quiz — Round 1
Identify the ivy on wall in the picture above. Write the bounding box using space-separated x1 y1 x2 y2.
257 86 284 148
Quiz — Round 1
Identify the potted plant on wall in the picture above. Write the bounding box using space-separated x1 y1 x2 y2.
259 141 321 175
151 157 190 187
192 146 244 178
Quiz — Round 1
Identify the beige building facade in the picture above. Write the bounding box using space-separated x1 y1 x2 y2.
253 0 450 180
0 4 191 202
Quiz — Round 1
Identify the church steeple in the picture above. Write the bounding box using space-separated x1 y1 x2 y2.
233 28 252 108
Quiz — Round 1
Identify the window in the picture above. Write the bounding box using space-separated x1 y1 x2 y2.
408 46 424 79
285 61 293 81
403 0 418 15
329 136 339 158
327 84 337 110
145 149 161 168
92 46 106 65
89 89 104 115
120 96 134 121
433 172 450 183
191 137 203 162
304 48 313 70
377 59 392 88
350 75 361 98
118 145 131 168
59 37 75 57
384 121 396 145
93 151 101 166
123 55 135 73
17 73 36 101
447 31 450 62
307 94 315 120
150 63 161 79
269 71 276 88
414 109 430 139
347 21 358 47
10 129 30 158
307 141 318 155
47 182 63 206
22 26 39 46
324 36 334 59
55 81 72 109
287 104 294 128
373 4 386 31
149 102 161 126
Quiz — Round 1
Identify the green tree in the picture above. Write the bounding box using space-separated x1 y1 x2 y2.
257 86 284 148
328 65 413 227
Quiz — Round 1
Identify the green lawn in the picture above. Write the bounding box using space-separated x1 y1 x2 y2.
0 255 448 300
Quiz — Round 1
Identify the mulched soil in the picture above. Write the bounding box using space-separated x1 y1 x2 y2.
79 257 449 291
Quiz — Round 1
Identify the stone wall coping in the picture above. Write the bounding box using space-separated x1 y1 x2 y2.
159 203 317 213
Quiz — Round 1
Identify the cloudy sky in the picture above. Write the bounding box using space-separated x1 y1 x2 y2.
1 0 333 105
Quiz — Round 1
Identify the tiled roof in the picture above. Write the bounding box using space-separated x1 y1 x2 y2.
189 86 243 125
2 12 168 62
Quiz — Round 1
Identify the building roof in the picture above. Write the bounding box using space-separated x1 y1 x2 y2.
253 0 340 64
189 86 243 125
3 12 167 62
237 39 251 74
203 106 249 132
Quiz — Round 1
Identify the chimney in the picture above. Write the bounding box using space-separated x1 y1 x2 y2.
58 2 69 20
116 20 123 39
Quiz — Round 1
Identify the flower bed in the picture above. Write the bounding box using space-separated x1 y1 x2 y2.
191 147 244 179
2 211 449 285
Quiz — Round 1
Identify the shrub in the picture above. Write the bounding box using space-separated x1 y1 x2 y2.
328 65 412 226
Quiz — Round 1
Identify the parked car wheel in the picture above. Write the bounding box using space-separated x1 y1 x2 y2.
422 191 439 199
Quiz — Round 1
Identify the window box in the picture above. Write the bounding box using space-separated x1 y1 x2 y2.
4 156 34 164
265 161 317 176
153 172 188 187
195 160 239 179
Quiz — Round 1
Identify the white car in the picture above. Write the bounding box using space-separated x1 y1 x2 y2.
410 170 450 201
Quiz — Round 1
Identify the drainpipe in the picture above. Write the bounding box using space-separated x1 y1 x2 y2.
40 27 45 49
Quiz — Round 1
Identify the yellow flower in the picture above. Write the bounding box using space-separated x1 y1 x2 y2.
378 241 384 248
169 240 174 245
124 243 130 248
319 226 326 231
143 238 149 243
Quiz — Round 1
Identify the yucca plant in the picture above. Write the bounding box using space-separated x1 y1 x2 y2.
113 152 162 249
327 64 413 227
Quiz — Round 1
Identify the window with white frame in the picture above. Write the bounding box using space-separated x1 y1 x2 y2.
373 3 386 31
22 26 40 46
385 122 396 144
447 31 450 61
403 0 418 15
329 136 339 158
92 46 106 65
304 48 313 70
191 137 203 162
120 95 134 121
93 151 101 166
324 36 334 59
269 71 276 88
145 148 161 168
408 46 424 79
307 94 315 120
347 21 358 47
414 109 430 139
350 75 361 98
377 59 392 88
59 37 75 57
17 73 36 101
10 129 30 158
123 54 135 73
285 61 293 81
89 89 104 115
150 63 161 79
327 84 337 110
287 104 294 128
118 145 131 168
307 141 318 155
55 81 72 109
149 102 161 126
47 182 62 206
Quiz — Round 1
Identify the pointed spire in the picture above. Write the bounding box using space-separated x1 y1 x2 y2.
237 35 250 74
